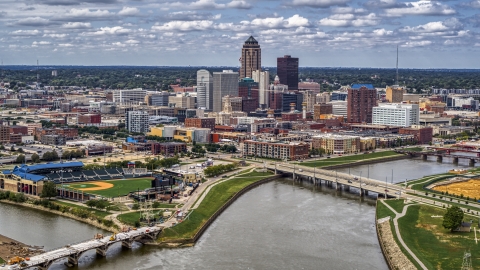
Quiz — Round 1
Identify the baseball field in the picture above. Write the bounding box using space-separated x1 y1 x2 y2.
59 178 154 198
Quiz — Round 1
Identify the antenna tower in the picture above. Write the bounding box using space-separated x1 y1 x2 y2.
461 250 472 270
141 200 154 224
395 45 399 85
36 60 39 88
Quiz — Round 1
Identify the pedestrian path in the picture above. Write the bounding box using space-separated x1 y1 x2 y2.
380 200 428 270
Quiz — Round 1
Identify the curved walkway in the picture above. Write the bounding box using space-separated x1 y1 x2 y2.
380 200 428 270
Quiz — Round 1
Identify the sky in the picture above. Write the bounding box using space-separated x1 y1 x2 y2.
1 0 480 68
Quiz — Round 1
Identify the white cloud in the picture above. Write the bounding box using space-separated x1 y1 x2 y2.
32 41 51 45
291 0 350 8
319 13 379 27
62 22 92 29
58 8 114 21
43 33 69 38
251 15 309 28
372 28 393 36
400 18 463 33
14 17 51 26
165 0 251 10
9 30 41 36
152 20 214 31
118 7 140 16
385 1 456 17
82 26 132 36
402 40 432 47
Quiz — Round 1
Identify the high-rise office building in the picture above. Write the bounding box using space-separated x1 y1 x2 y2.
197 69 213 110
240 36 261 79
372 103 419 127
126 111 149 133
277 55 299 90
252 70 270 108
239 78 259 113
212 70 239 112
347 84 377 123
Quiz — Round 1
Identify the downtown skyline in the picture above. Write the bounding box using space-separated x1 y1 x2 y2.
1 0 480 68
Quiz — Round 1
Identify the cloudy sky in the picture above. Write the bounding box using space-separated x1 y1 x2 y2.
1 0 480 68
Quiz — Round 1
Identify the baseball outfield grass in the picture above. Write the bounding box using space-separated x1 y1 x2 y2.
60 178 154 198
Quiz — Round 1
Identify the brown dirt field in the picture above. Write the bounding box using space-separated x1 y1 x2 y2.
0 234 43 262
79 181 114 191
433 179 480 199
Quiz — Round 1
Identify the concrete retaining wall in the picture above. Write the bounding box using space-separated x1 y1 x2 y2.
322 155 409 170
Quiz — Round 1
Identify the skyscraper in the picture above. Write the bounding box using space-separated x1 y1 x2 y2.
252 70 270 108
212 70 239 112
240 36 261 79
197 69 213 110
347 84 377 123
126 111 149 133
277 55 299 90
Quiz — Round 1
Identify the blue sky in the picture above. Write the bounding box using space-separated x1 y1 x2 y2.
1 0 480 68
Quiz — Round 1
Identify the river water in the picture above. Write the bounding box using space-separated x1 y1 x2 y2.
336 156 478 184
0 179 386 270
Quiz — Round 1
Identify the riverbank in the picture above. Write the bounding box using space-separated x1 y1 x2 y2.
158 171 280 246
300 151 406 169
0 200 117 233
0 234 43 264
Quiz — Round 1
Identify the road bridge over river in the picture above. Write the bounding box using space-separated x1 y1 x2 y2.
264 163 404 197
2 227 160 270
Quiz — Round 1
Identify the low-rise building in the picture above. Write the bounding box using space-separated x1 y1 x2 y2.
185 118 216 130
243 140 309 160
312 134 361 154
151 142 187 155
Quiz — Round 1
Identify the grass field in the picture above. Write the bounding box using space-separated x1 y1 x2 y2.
0 257 4 264
398 204 480 270
384 199 406 214
376 201 395 219
433 179 480 199
55 200 111 218
300 151 402 168
62 178 153 198
161 171 273 241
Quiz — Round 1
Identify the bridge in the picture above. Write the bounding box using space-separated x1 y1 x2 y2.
264 163 404 197
397 150 479 166
6 226 160 270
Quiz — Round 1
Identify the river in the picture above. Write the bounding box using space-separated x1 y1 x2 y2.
0 179 386 270
336 156 477 184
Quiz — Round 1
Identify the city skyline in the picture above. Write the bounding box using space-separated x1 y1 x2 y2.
1 0 480 68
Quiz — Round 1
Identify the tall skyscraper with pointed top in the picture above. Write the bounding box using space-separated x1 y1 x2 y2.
240 36 261 79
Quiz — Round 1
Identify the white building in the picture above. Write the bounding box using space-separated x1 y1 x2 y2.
328 101 347 116
252 70 270 108
197 69 213 110
372 103 420 127
113 88 147 104
126 111 149 133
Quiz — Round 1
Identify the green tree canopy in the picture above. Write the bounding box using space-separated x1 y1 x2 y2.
442 206 464 232
40 181 57 200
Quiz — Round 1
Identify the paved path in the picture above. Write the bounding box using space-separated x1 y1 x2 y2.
380 200 428 270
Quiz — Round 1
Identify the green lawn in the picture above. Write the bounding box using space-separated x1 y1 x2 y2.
384 199 406 214
376 201 395 219
55 200 111 218
398 204 480 270
300 151 402 168
0 257 4 264
161 171 273 241
118 210 165 226
65 178 153 198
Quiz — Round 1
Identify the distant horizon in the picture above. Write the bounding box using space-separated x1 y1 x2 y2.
2 65 480 71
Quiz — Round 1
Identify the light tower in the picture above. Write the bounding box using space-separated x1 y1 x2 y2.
461 250 472 270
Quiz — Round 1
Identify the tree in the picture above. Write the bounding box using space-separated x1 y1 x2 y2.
86 200 98 209
40 181 57 200
17 148 23 153
442 206 464 232
15 154 25 164
10 146 15 152
95 200 109 211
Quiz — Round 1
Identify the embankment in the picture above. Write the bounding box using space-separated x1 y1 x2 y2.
322 155 409 170
157 174 282 246
375 201 417 270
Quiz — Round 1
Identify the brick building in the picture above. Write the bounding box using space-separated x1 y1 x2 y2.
0 126 9 143
78 114 101 124
347 84 377 123
399 126 433 144
9 125 28 135
313 103 333 120
151 142 187 155
185 118 216 130
243 140 309 160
